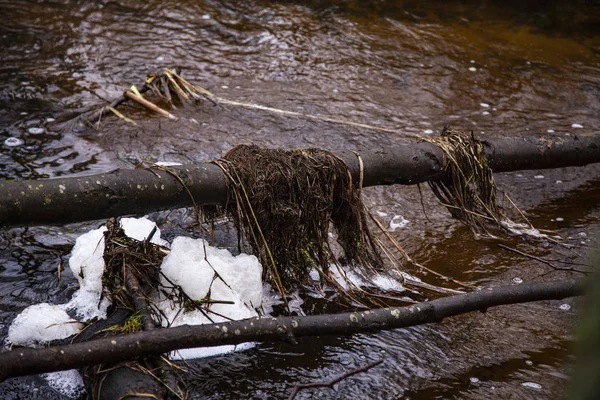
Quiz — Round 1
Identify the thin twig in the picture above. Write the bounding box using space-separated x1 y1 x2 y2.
503 192 534 229
287 359 384 400
124 90 178 120
497 243 588 274
369 213 474 290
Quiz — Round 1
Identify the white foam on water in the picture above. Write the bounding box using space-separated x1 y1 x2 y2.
7 303 83 347
309 268 320 281
389 215 409 231
121 217 169 247
171 342 255 360
480 103 490 108
371 274 405 292
65 217 167 320
571 123 583 128
153 161 183 167
4 137 23 147
11 217 268 368
65 226 110 320
28 127 45 134
500 220 549 239
41 370 86 399
522 382 542 389
261 283 284 315
156 236 264 359
159 236 263 309
329 264 366 290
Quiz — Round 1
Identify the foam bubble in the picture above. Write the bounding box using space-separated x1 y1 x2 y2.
389 215 409 231
4 137 23 147
8 303 83 347
121 217 169 247
371 274 404 292
41 370 86 398
28 127 45 134
522 382 542 389
65 226 110 320
156 236 264 359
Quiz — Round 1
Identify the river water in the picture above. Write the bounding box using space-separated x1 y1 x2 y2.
1 0 599 398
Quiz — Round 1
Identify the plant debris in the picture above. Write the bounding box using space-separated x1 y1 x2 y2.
102 218 165 312
207 144 383 295
424 127 504 234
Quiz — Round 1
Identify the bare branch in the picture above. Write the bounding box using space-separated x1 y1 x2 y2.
0 278 583 381
1 135 599 227
287 358 383 399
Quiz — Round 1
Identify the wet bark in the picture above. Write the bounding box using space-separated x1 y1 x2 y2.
0 278 583 381
0 134 598 227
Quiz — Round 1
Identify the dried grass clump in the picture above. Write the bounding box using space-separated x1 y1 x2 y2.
208 144 382 294
101 219 165 310
425 127 504 233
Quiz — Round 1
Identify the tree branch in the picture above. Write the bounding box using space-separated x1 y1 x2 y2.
0 278 583 381
287 358 383 399
1 134 598 227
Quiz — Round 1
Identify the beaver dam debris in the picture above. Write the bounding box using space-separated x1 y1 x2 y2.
76 68 215 129
7 217 267 398
208 144 383 296
425 127 504 234
2 68 598 398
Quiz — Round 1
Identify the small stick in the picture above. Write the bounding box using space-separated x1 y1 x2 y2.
124 90 178 120
124 266 157 331
85 84 150 124
504 192 534 229
369 213 474 290
287 358 383 400
108 106 137 125
497 244 588 274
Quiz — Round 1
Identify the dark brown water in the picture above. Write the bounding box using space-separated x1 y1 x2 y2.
1 0 599 398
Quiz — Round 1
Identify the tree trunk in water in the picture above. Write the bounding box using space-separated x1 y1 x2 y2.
0 135 598 227
0 278 583 381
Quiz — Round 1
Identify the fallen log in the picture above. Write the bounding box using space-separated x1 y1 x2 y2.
0 278 583 381
0 134 598 227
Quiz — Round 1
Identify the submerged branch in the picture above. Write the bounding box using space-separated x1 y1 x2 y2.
287 358 384 400
0 278 583 381
1 135 599 227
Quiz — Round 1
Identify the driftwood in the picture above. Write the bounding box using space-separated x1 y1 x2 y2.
0 134 598 227
0 278 583 381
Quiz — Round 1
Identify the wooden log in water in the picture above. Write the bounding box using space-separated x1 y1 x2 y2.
0 134 598 227
0 278 583 381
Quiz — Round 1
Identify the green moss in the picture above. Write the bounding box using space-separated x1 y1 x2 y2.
102 313 143 335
